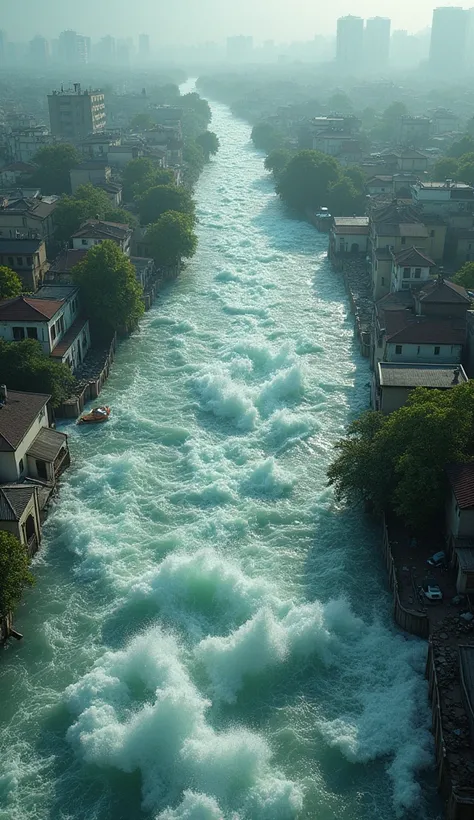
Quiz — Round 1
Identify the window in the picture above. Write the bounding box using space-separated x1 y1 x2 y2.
16 256 23 266
27 327 38 340
59 315 65 334
19 458 24 474
417 345 421 354
395 345 403 355
26 256 32 265
401 237 406 245
22 217 27 227
381 277 385 286
414 267 421 278
13 327 25 341
430 230 435 237
51 324 56 341
434 346 440 355
82 239 88 245
403 267 411 278
7 256 14 266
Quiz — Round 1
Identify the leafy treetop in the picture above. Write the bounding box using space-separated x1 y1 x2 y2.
196 131 220 160
0 266 23 299
144 211 197 268
0 531 34 616
453 262 474 290
138 184 195 225
0 338 75 407
31 143 80 194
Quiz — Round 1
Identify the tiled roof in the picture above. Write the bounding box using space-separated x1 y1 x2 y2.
27 427 67 461
0 295 64 321
0 391 50 452
334 217 369 227
418 279 470 304
0 485 36 521
446 464 474 509
376 223 429 238
50 249 88 272
50 316 88 359
372 202 422 224
378 362 468 388
72 219 131 240
382 311 466 345
393 246 436 267
1 197 57 218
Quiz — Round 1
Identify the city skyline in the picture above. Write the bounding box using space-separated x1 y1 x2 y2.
0 0 471 44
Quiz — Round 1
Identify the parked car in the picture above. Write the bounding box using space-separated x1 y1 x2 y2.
427 551 446 568
422 581 443 601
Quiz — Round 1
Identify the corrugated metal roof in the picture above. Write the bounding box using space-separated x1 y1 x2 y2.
27 427 67 462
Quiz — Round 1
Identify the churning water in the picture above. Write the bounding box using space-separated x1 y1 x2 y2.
0 87 441 820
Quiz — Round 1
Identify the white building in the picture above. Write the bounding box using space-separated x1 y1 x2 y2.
390 246 436 292
71 219 132 255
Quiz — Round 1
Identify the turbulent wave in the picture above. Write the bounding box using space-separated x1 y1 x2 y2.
0 82 438 820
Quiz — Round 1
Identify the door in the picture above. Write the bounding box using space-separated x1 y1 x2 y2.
36 459 48 481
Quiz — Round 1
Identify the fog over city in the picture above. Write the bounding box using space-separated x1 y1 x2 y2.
0 0 468 42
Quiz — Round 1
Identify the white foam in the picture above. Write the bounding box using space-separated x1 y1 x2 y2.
192 372 258 430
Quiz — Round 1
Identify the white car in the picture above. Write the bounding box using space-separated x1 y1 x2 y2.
422 581 443 602
427 551 446 568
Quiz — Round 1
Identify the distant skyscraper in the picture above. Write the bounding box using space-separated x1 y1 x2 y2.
429 7 468 74
226 36 254 62
95 35 116 64
365 17 391 68
29 35 50 66
139 34 150 60
336 16 364 70
58 30 89 65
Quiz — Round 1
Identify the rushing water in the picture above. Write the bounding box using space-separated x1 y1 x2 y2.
0 88 440 820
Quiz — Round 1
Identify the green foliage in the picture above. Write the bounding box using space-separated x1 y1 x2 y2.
54 184 135 242
452 262 474 290
448 135 474 158
276 150 363 216
31 143 80 194
432 156 459 181
122 157 174 201
148 84 181 105
383 101 408 124
138 184 195 225
0 266 23 298
145 211 197 268
104 208 138 227
327 92 353 113
457 153 474 186
73 241 144 337
180 92 212 140
0 531 34 616
251 122 284 153
196 131 220 160
0 338 75 406
129 112 155 131
328 382 474 530
182 141 205 187
264 148 293 178
344 166 366 191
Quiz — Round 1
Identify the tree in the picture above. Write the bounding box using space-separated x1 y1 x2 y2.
31 143 80 194
277 150 340 212
183 141 205 187
457 153 474 186
145 211 197 268
0 266 23 299
328 382 474 531
383 101 408 124
0 531 34 616
453 262 474 290
129 112 155 131
72 240 144 337
327 176 365 216
327 92 353 113
104 207 137 227
264 148 293 178
448 136 474 158
122 157 174 201
196 131 220 160
432 156 459 181
54 184 135 242
251 122 284 153
0 339 75 406
138 184 195 225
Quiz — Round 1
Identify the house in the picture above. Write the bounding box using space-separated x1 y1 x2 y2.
5 126 57 164
397 117 431 147
79 131 121 160
69 162 112 195
451 228 474 265
372 362 468 413
411 181 474 217
107 144 142 168
0 388 70 484
445 464 474 595
383 148 429 173
366 176 393 196
95 181 122 206
47 248 88 283
372 279 470 368
0 285 90 370
430 109 459 137
0 194 58 244
390 246 436 292
0 162 37 187
71 219 132 255
328 216 369 261
0 238 49 291
0 485 42 556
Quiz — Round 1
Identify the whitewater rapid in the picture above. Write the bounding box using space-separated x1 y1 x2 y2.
0 89 440 820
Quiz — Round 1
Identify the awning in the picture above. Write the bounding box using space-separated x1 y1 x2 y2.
27 427 67 462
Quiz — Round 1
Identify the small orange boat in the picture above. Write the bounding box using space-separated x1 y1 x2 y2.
77 406 111 425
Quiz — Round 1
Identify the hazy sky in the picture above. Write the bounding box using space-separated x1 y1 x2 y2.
1 0 469 43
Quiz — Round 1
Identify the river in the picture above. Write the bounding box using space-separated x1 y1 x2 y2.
0 87 440 820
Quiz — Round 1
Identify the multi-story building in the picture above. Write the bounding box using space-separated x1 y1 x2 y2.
336 16 364 70
365 17 391 68
0 194 58 245
29 36 49 66
6 126 57 164
57 30 90 65
48 84 106 141
71 220 132 255
0 238 49 291
411 181 474 217
429 7 468 75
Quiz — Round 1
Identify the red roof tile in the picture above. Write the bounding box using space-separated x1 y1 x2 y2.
446 464 474 509
0 296 64 321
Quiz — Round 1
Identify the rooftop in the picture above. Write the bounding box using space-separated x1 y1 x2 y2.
378 362 468 389
447 464 474 510
72 219 131 241
27 426 67 462
0 485 36 521
393 246 436 267
416 181 473 191
418 278 470 304
50 316 88 360
0 238 44 254
0 295 65 322
377 223 429 238
0 390 50 452
49 249 88 273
